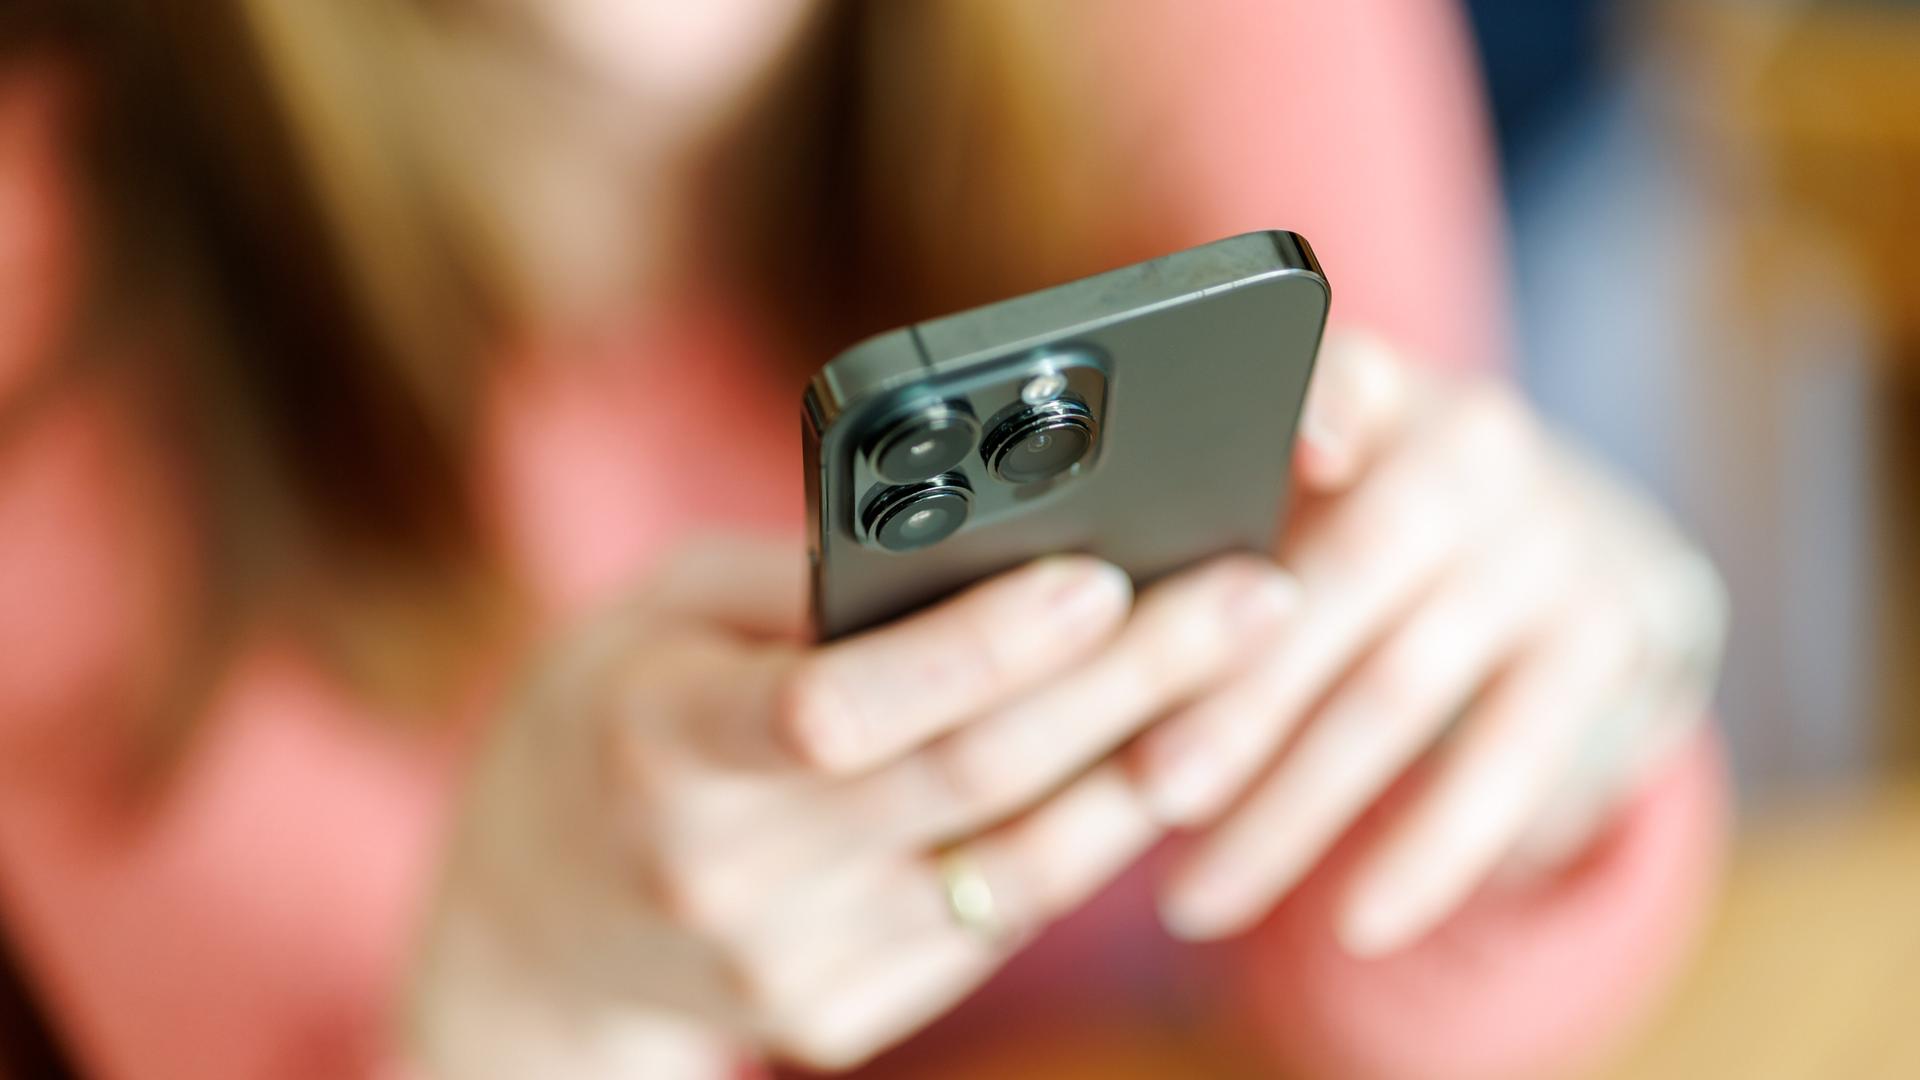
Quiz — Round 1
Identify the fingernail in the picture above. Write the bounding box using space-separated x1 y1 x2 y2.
1300 354 1359 464
785 668 863 772
1226 568 1300 633
1338 887 1418 958
1049 558 1133 627
1300 391 1347 460
1145 746 1226 824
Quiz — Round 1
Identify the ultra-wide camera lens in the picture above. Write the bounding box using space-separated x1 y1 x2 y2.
982 398 1097 484
866 402 979 484
862 473 973 552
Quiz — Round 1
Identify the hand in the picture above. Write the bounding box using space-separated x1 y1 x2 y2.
1130 332 1728 955
407 539 1298 1077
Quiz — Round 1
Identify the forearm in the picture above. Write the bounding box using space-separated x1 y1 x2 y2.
1211 729 1729 1080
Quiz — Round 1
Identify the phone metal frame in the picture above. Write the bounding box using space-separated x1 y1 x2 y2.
804 230 1330 640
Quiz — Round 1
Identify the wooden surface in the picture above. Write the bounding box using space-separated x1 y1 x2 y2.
1602 781 1920 1080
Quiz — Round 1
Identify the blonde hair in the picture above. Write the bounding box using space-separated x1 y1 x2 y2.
39 0 1140 712
240 1 1131 365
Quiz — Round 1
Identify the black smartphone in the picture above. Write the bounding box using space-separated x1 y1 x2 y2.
803 230 1330 641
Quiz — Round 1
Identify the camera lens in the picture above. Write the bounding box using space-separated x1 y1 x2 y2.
862 473 973 552
982 398 1097 484
866 402 979 484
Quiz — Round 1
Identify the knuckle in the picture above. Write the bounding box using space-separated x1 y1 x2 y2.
1109 626 1186 702
771 658 853 770
642 848 735 932
929 735 1028 822
1358 634 1451 723
1129 578 1233 685
917 608 1010 696
598 716 676 812
1315 486 1403 565
718 946 792 1015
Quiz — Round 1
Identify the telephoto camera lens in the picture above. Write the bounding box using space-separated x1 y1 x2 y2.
862 473 973 552
981 397 1097 484
865 401 980 484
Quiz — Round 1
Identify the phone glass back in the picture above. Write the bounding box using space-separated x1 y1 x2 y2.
804 231 1330 640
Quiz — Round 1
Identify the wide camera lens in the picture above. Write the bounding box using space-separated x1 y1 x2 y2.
862 473 973 552
982 398 1097 484
866 402 979 484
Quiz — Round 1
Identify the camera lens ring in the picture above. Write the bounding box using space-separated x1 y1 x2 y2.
981 398 1098 484
861 473 974 553
865 402 980 484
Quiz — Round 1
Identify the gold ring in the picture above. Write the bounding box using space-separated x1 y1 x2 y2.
936 850 1004 939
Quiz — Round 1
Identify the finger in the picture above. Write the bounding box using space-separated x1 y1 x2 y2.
666 555 1133 774
1133 382 1544 825
1337 593 1641 956
767 928 987 1071
1504 686 1703 876
1296 330 1417 490
648 533 811 639
759 766 1159 1068
540 537 811 833
1498 451 1728 871
1155 499 1575 941
923 555 1297 832
939 763 1163 932
661 558 1293 924
736 766 1158 1010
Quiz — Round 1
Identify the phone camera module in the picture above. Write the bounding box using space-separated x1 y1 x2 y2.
982 398 1097 484
866 402 979 484
1021 370 1068 405
862 473 973 552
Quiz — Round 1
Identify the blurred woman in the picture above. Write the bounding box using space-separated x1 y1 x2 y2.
0 1 1728 1078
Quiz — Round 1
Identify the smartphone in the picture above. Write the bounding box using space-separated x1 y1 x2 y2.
803 229 1330 641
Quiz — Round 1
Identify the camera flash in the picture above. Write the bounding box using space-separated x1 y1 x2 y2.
1021 371 1067 405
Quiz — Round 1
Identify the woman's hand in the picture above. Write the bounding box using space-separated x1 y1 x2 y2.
1130 332 1728 955
407 540 1298 1078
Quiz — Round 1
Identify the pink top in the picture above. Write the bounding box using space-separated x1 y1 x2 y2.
0 4 1726 1079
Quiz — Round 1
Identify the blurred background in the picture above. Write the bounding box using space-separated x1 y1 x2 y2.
2 3 1915 1079
1464 0 1920 1074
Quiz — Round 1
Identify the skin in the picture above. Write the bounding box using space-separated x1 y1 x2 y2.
1136 333 1725 951
407 2 1728 1075
409 338 1726 1076
414 545 1297 1076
